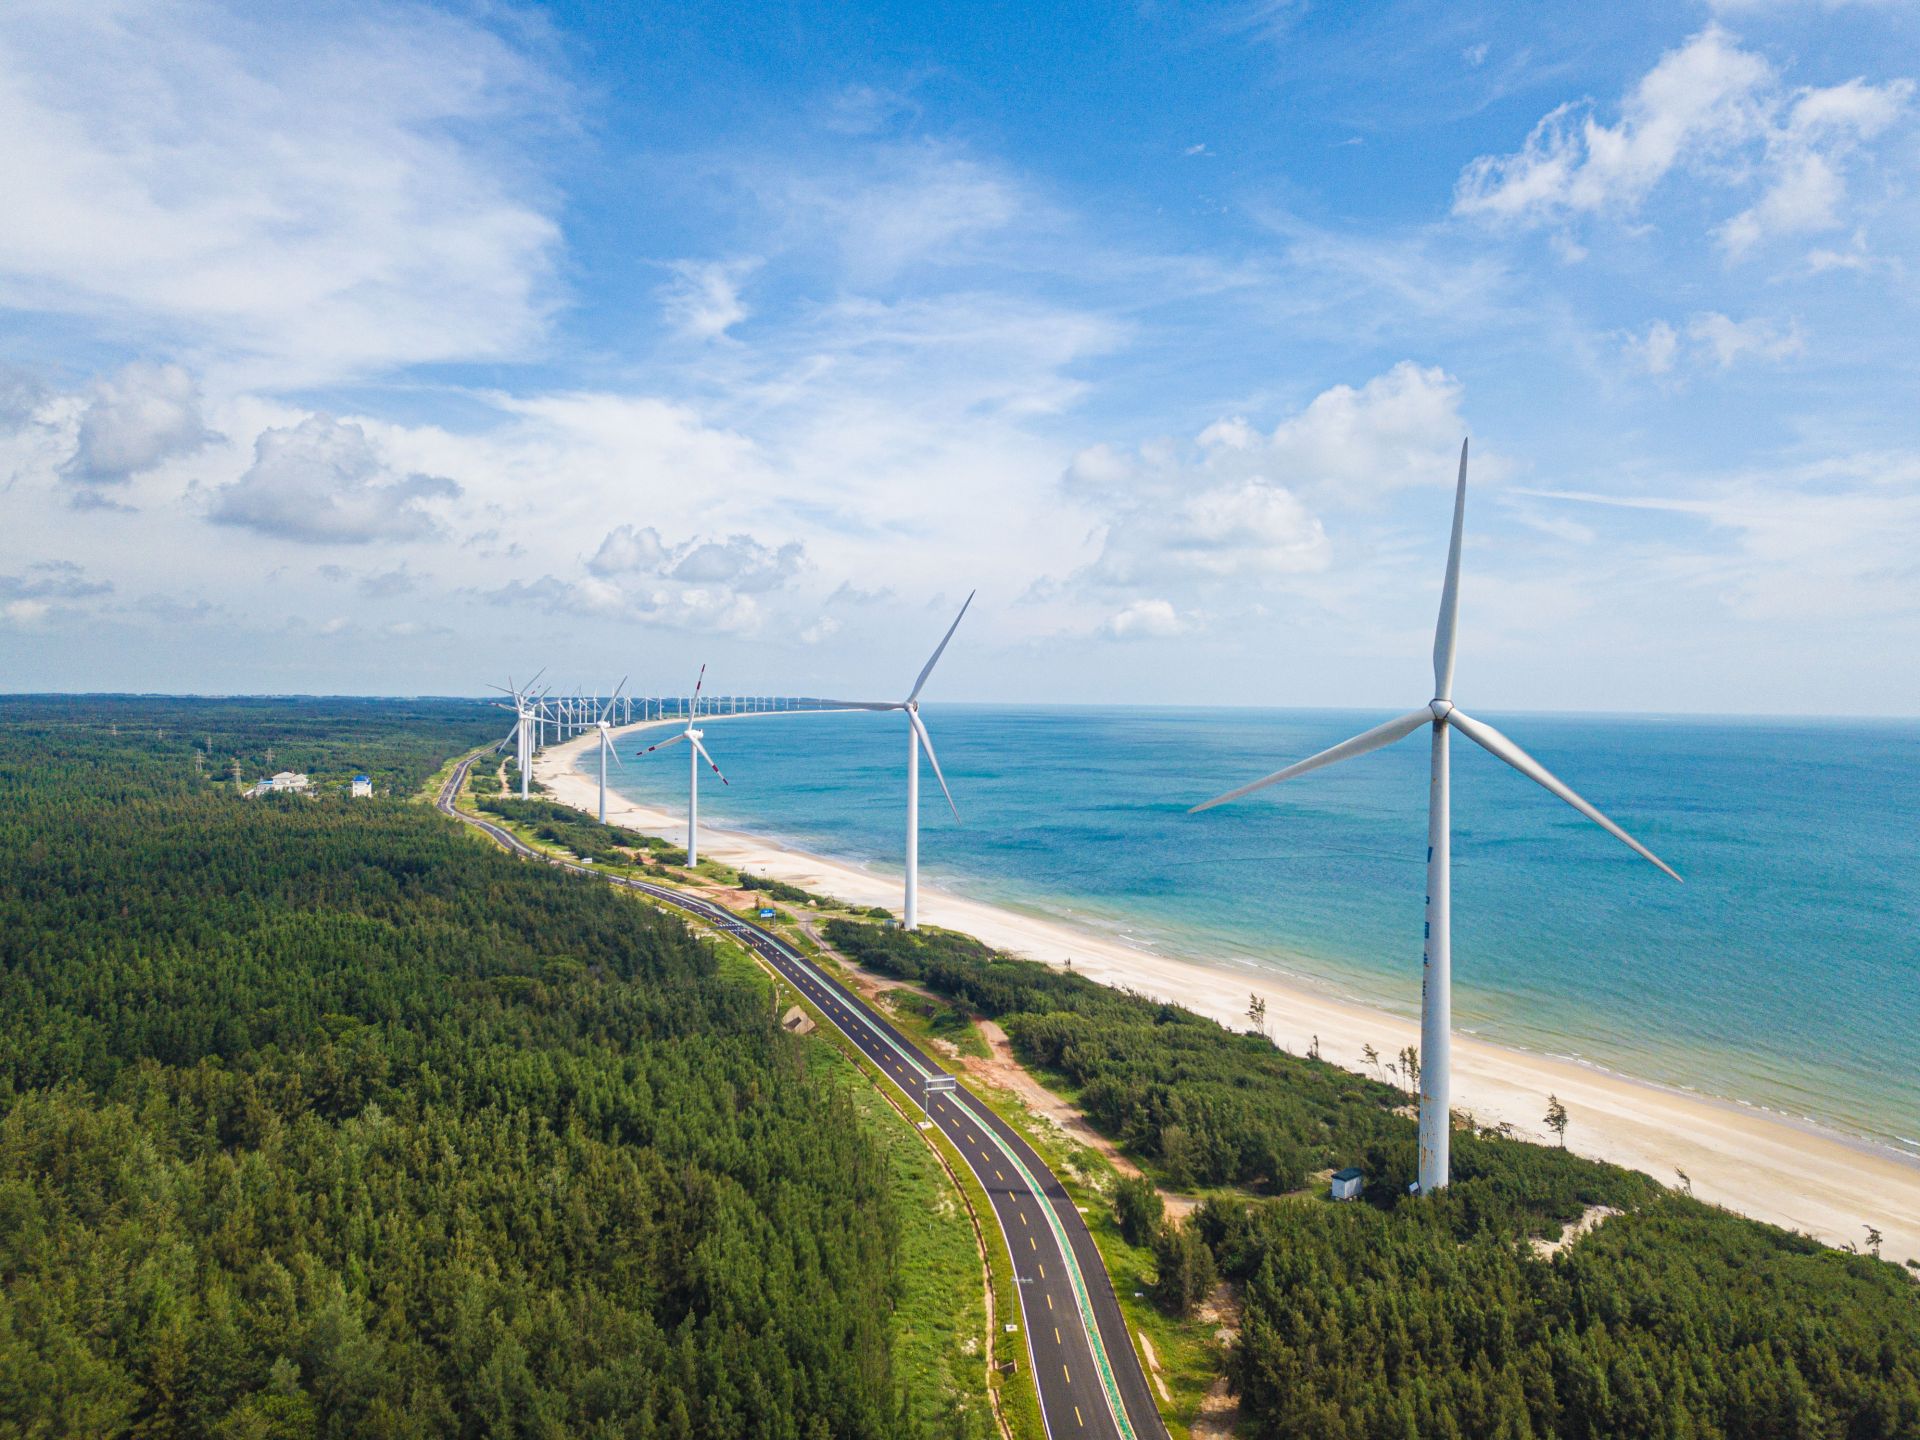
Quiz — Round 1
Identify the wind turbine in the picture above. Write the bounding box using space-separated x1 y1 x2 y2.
488 669 545 798
1189 441 1679 1196
838 592 973 931
639 665 728 866
592 676 629 824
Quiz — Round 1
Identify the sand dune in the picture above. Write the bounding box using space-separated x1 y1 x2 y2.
534 724 1920 1266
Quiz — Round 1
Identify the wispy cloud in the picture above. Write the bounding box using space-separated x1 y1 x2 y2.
1454 25 1912 258
0 0 564 384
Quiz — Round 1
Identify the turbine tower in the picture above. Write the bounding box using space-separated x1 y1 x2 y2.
592 676 629 824
839 592 973 931
639 665 728 866
1190 441 1679 1195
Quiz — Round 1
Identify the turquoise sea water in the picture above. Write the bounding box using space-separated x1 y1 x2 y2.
582 707 1920 1155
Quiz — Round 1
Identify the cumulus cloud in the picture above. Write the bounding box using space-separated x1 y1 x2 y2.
1454 25 1911 255
588 525 803 592
1065 362 1470 607
1104 598 1185 639
1095 481 1330 586
210 415 460 544
61 362 213 486
587 524 671 577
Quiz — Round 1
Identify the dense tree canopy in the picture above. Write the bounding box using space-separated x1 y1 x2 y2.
0 699 908 1438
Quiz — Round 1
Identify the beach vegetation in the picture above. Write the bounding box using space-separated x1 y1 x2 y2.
824 915 1920 1439
1113 1175 1164 1247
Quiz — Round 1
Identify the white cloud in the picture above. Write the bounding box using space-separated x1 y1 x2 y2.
1687 311 1804 367
660 259 759 340
1104 598 1184 639
759 141 1030 280
1529 450 1920 625
62 362 213 487
1463 43 1490 67
0 1 561 383
1719 78 1913 255
1068 363 1468 602
210 415 460 544
1454 25 1911 256
1455 27 1771 222
587 525 672 577
1627 319 1681 374
1623 312 1802 373
2 600 50 627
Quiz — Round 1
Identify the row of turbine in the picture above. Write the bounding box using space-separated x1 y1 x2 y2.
487 592 974 933
484 443 1681 1197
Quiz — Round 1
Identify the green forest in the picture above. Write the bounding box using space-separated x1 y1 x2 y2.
827 920 1920 1440
0 698 916 1439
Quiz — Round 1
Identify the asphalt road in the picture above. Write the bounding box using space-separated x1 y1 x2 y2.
436 752 1169 1440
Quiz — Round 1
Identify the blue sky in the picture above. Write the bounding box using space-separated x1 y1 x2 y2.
2 0 1917 713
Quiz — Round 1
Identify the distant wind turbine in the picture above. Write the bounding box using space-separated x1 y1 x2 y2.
592 676 629 824
639 665 728 866
1189 441 1679 1195
837 592 973 931
488 668 546 799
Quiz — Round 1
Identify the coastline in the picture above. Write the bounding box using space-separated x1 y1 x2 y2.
534 723 1920 1266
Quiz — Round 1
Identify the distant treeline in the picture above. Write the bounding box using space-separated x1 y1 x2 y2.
0 693 504 796
826 920 1920 1439
0 699 913 1438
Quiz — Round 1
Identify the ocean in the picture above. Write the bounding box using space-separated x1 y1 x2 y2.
580 707 1920 1157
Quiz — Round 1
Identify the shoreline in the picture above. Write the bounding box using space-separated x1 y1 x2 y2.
534 722 1920 1266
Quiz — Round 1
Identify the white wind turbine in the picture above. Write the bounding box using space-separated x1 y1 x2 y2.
639 665 728 866
1190 441 1679 1196
488 669 545 799
838 592 973 931
591 676 629 824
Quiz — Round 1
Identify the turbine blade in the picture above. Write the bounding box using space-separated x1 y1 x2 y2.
493 726 516 753
643 732 688 755
600 675 629 724
1189 709 1434 813
693 738 730 786
1433 438 1469 701
908 708 960 821
1447 709 1681 881
908 590 974 703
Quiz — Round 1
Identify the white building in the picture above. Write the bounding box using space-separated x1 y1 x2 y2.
350 775 373 797
247 771 312 797
1330 1167 1364 1202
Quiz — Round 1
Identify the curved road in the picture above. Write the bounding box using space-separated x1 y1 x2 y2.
436 752 1168 1440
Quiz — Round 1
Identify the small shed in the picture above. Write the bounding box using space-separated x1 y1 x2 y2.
1330 1167 1364 1201
780 1005 816 1036
350 775 373 797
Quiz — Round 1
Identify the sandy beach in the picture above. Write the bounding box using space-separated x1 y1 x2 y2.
535 722 1920 1266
